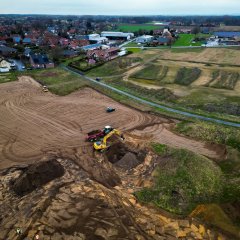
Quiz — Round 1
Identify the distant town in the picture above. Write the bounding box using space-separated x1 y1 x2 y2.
1 15 240 73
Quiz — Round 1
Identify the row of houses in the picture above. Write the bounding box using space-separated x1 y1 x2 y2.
205 32 240 47
136 28 174 46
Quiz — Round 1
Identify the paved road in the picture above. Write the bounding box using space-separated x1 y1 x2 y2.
62 65 240 128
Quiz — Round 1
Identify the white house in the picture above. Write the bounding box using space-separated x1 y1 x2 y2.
0 67 9 73
88 34 108 44
0 59 15 71
136 35 154 44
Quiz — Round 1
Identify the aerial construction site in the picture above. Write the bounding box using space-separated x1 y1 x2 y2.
0 76 233 240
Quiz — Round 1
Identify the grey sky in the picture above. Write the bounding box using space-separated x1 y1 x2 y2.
0 0 239 15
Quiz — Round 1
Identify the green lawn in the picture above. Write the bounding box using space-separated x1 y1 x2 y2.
28 67 88 96
123 42 140 47
135 143 224 214
173 33 210 47
85 56 142 77
173 34 195 46
127 48 142 53
0 72 18 84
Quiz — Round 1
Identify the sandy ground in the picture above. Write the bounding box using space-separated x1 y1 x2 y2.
0 76 224 170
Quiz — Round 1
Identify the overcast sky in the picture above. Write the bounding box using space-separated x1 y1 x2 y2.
0 0 239 15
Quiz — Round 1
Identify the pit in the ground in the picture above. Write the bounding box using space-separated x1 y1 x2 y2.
105 142 146 170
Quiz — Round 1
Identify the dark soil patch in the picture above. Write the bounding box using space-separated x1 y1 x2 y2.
222 202 240 226
11 159 64 196
106 142 146 170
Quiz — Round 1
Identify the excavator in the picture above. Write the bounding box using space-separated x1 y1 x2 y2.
93 128 124 151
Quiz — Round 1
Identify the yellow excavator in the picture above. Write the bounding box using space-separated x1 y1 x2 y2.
93 128 124 151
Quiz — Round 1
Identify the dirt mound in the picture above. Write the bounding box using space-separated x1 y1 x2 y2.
115 152 140 170
106 142 146 170
11 159 64 196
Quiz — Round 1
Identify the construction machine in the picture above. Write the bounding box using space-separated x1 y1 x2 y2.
86 126 114 142
42 85 48 92
93 128 124 151
106 107 115 113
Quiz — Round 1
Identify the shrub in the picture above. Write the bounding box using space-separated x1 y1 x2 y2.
175 67 201 85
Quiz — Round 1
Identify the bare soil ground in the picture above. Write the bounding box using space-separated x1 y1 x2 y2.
159 48 240 66
0 76 231 239
0 76 224 171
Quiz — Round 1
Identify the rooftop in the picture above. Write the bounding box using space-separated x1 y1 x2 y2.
214 32 240 38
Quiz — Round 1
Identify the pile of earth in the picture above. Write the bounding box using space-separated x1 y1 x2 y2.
11 159 64 196
105 142 146 170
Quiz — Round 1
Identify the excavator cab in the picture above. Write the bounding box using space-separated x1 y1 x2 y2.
103 125 113 134
93 128 124 151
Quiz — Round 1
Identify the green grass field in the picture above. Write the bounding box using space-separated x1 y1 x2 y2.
28 67 88 95
135 143 224 214
117 24 162 32
85 56 142 77
173 33 210 47
173 34 195 46
0 72 18 84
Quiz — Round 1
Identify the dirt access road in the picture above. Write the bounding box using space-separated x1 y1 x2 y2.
0 76 224 169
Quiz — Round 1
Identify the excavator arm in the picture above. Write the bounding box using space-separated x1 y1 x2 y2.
93 129 124 151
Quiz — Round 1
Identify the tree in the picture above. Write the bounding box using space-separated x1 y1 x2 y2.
51 47 63 62
192 26 200 35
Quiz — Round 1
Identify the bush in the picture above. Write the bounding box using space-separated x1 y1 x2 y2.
131 64 168 82
135 144 223 214
175 67 201 85
175 121 240 151
107 77 177 102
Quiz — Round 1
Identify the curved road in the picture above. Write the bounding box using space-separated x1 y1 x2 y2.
63 66 240 128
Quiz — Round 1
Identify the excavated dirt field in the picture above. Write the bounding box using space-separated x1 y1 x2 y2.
0 76 224 171
0 77 231 239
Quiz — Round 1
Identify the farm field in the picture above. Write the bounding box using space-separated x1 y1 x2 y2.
116 23 162 32
158 47 240 65
83 47 240 121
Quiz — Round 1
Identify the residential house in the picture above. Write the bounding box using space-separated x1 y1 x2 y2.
157 37 172 45
87 49 110 62
0 45 17 56
24 48 32 57
82 43 102 51
213 32 240 45
12 35 21 44
179 29 192 34
0 58 16 71
62 50 79 58
105 47 119 59
153 29 163 35
29 53 54 69
69 39 89 50
136 35 154 44
213 32 240 39
23 38 32 44
59 38 69 46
